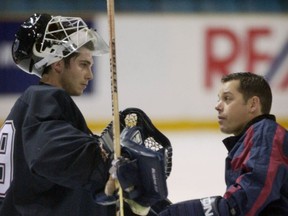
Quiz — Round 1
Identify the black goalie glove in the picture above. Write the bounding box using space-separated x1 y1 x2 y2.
120 108 173 179
117 108 172 206
95 108 173 215
97 107 172 179
118 127 168 204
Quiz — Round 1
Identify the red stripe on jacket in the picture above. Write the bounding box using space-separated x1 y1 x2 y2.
247 125 287 216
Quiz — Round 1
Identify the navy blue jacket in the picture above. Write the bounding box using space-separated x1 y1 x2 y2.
223 115 288 215
0 84 114 215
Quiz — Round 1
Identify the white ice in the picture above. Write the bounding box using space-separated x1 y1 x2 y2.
165 130 228 203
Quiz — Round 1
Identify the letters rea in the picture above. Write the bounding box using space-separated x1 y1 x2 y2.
205 27 276 88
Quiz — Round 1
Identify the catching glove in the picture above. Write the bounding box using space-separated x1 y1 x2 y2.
97 107 173 216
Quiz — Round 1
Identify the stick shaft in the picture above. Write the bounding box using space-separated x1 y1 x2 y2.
106 0 124 215
107 0 120 158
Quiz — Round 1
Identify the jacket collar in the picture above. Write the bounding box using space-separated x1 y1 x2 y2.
222 114 276 152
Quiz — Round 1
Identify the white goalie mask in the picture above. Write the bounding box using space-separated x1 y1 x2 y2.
12 13 109 77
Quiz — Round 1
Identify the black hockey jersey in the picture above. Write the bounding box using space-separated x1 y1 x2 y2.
0 84 114 215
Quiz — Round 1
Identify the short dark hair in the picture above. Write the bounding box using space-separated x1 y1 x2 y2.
42 41 95 75
221 72 272 114
63 41 95 68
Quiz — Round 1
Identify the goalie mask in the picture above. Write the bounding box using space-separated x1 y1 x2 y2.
12 13 109 77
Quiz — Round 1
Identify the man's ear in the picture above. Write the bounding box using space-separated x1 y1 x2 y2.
249 96 261 114
51 60 64 74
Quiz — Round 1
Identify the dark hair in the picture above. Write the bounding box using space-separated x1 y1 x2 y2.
42 41 95 75
63 41 95 68
221 72 272 114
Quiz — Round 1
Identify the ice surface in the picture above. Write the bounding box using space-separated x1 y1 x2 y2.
165 130 228 202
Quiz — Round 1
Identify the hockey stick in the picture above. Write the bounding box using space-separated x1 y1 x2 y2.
105 0 124 215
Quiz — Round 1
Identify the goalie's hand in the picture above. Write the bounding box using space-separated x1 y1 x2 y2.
99 107 173 215
95 157 150 215
99 107 173 179
116 127 168 207
107 157 152 216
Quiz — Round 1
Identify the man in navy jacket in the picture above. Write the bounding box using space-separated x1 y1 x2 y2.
160 72 288 216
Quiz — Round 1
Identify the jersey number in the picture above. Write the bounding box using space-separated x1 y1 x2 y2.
0 121 15 198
